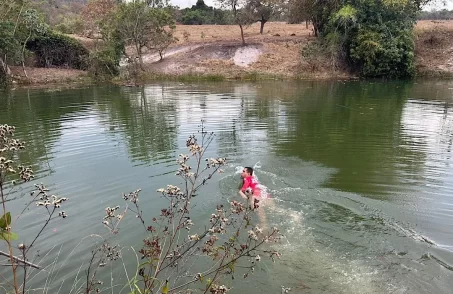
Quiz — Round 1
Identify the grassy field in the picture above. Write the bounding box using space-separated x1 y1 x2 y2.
173 22 312 44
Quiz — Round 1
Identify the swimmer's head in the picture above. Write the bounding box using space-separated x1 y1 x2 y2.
241 167 253 178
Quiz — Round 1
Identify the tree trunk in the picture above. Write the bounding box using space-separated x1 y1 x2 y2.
22 32 31 80
239 24 245 46
259 18 267 35
135 42 144 71
0 57 11 75
0 56 12 86
312 19 319 37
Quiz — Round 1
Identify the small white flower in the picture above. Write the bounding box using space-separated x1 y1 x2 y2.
188 234 200 241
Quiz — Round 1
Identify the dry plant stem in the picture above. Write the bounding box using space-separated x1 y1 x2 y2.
0 181 19 294
25 206 56 255
169 230 277 293
0 251 40 269
151 140 211 288
158 219 221 274
128 202 145 230
203 249 228 294
85 249 98 294
21 247 27 293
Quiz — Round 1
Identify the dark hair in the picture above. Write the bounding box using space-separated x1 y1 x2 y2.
244 166 253 175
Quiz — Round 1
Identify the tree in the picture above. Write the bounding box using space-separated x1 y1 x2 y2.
182 9 205 24
81 0 117 37
288 0 340 36
195 0 210 10
20 9 48 78
111 2 176 69
0 22 18 86
325 0 432 77
0 0 23 86
217 0 254 45
245 0 284 34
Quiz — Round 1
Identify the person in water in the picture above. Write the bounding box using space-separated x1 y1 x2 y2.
239 166 261 210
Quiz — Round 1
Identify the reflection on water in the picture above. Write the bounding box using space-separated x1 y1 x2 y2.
1 80 453 293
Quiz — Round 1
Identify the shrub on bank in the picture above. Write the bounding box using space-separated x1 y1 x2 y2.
26 31 89 70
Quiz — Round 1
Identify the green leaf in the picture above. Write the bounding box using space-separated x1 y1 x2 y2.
161 280 169 294
0 212 11 229
228 262 235 273
0 230 18 241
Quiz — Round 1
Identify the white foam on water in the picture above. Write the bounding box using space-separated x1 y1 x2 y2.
230 163 388 293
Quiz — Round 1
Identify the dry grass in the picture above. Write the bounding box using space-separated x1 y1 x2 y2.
415 20 453 32
173 22 311 45
10 66 90 85
147 22 336 79
414 20 453 76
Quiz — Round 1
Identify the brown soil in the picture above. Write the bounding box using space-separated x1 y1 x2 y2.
10 66 90 86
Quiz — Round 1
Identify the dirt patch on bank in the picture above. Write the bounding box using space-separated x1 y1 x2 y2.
233 45 262 66
10 66 89 85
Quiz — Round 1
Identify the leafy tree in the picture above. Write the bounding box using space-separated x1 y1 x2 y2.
182 9 205 24
195 0 210 10
0 0 23 86
26 31 90 69
288 0 340 36
0 22 19 86
217 0 254 45
20 9 49 78
180 0 232 25
245 0 284 34
292 0 434 77
110 1 176 69
326 0 425 77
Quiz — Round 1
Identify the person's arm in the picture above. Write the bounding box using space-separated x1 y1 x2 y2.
240 177 250 192
239 177 249 200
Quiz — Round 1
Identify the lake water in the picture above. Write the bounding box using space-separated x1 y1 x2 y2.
1 80 453 293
